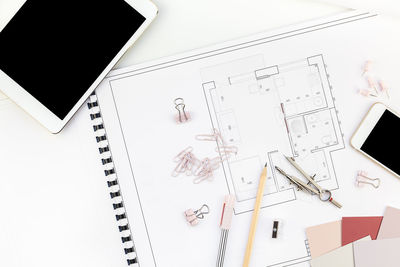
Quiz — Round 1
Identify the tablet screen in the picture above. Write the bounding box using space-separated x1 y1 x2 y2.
0 0 145 119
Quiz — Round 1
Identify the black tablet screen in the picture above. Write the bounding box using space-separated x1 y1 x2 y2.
0 0 145 119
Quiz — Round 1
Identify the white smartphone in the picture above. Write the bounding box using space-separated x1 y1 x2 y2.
0 0 157 133
351 102 400 178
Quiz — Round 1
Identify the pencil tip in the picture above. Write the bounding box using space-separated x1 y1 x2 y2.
264 162 268 167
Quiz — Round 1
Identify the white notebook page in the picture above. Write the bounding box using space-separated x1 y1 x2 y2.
95 11 400 267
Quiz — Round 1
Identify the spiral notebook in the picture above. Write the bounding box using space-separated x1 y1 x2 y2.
86 11 400 266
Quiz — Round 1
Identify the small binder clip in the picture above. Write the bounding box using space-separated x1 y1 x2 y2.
356 170 381 189
184 204 210 226
174 98 191 123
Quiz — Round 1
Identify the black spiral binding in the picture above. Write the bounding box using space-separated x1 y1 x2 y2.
88 94 137 266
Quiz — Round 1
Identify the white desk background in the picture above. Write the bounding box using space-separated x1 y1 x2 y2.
0 1 396 267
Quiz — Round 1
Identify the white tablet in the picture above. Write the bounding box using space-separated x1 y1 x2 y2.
351 102 400 178
0 0 157 133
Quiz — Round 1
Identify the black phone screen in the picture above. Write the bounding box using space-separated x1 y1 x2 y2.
0 0 145 119
361 109 400 175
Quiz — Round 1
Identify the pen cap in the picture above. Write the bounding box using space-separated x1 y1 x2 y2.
220 194 236 229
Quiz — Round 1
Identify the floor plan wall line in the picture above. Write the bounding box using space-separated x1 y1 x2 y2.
202 54 345 214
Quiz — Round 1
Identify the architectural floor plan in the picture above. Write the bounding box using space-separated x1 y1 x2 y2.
202 54 345 214
94 12 386 267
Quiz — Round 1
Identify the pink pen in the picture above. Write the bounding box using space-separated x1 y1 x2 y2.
216 194 236 267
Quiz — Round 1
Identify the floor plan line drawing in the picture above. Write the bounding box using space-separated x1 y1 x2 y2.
262 239 311 267
201 54 345 215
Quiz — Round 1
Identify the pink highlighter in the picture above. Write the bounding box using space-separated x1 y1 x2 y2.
216 194 236 267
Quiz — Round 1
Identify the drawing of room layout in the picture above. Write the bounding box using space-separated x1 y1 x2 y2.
201 54 345 213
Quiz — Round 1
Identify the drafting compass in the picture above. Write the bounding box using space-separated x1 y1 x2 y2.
275 156 342 208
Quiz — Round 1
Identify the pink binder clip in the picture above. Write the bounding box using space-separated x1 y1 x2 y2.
184 204 210 226
356 170 380 189
174 98 191 123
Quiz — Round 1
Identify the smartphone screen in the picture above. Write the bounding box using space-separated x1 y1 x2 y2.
361 109 400 175
0 0 145 119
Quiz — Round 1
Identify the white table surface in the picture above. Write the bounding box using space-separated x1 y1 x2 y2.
0 1 351 267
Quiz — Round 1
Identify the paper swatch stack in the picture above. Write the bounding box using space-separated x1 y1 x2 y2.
306 206 400 267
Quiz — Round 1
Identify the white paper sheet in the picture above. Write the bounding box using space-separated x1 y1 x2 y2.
0 96 127 267
95 11 400 267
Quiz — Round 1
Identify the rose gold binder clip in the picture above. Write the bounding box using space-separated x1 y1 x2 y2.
184 204 210 226
172 146 199 177
356 170 381 189
174 98 191 123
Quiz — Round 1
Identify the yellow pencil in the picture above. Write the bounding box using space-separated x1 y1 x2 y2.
243 162 268 267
